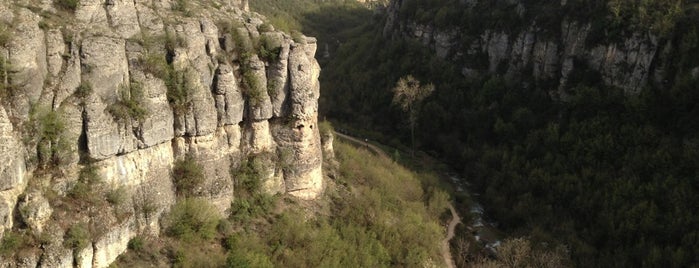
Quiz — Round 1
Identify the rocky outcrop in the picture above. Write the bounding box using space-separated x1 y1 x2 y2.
91 220 135 267
0 105 28 239
0 0 326 266
383 0 685 95
18 191 52 234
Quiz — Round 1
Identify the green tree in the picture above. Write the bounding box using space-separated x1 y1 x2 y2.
392 75 434 156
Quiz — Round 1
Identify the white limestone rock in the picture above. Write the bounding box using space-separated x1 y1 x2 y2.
288 44 320 120
245 55 273 121
215 64 245 125
18 191 52 234
0 106 27 237
92 219 135 268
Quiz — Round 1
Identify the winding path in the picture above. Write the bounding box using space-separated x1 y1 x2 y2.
333 131 390 159
441 204 461 268
333 131 461 267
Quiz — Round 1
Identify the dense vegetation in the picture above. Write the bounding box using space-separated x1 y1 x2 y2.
247 0 699 266
249 0 368 34
115 139 451 267
398 0 686 37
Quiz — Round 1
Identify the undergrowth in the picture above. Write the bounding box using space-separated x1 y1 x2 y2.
115 138 451 267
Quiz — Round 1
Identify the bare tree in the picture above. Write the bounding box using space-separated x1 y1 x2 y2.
392 75 434 156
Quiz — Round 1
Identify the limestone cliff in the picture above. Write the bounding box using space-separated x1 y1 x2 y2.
0 0 325 266
383 0 698 96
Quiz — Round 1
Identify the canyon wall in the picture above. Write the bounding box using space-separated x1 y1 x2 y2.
0 0 325 266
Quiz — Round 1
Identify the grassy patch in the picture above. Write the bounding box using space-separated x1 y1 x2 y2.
223 140 448 266
118 138 451 267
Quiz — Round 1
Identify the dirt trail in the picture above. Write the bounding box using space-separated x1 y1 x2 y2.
333 131 390 159
334 131 461 267
442 204 461 268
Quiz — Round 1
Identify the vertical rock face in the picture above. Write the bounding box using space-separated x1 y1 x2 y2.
7 8 47 121
0 106 27 238
383 0 685 95
0 0 326 266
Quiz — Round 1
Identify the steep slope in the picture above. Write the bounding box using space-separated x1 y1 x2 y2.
0 0 325 266
383 0 698 96
315 0 699 266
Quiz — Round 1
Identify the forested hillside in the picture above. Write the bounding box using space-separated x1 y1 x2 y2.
251 0 699 266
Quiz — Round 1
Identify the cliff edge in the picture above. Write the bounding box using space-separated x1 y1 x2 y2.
0 0 326 266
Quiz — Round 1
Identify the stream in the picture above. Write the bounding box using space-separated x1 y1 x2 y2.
446 172 503 253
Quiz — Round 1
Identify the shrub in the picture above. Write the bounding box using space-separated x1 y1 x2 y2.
266 79 279 98
231 28 254 55
65 223 91 250
69 180 92 200
0 23 11 47
0 232 27 256
290 31 305 44
241 68 264 105
223 232 273 267
171 243 227 268
107 83 148 122
106 186 128 205
38 20 49 30
60 28 75 45
229 194 276 222
0 57 16 101
33 110 70 169
74 82 92 99
106 102 131 122
137 194 158 219
232 154 273 195
172 154 205 197
127 236 144 251
140 32 192 116
217 20 244 35
226 250 274 268
166 69 193 116
257 35 281 62
172 0 190 14
257 23 274 33
318 120 334 137
69 164 102 202
80 164 101 184
39 110 65 146
216 219 235 237
166 198 220 241
54 0 79 12
141 53 170 80
161 30 186 55
277 147 294 171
